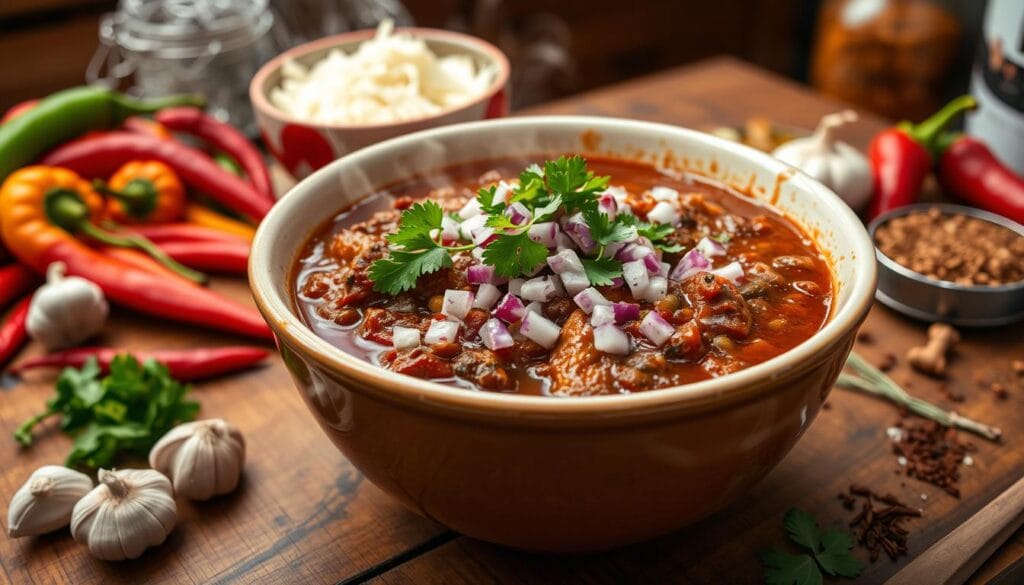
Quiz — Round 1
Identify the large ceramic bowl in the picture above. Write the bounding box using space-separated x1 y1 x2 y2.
250 27 510 183
250 116 877 553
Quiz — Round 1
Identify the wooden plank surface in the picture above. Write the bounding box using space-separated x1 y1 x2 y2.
2 55 1023 584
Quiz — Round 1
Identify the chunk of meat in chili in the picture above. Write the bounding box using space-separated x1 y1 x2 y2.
538 310 621 396
681 272 752 340
453 349 512 390
358 308 426 345
380 347 453 379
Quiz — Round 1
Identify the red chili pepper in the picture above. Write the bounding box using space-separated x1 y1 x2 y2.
40 132 272 221
0 296 31 369
158 240 250 275
868 96 977 219
13 346 270 381
118 223 248 245
155 107 275 203
0 264 38 309
938 135 1024 225
120 116 172 140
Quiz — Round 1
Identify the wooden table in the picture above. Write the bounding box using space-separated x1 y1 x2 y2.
2 56 1023 585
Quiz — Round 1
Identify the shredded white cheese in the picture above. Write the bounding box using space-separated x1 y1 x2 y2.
270 20 496 125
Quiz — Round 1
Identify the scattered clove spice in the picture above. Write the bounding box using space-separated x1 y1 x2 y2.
877 353 898 372
891 420 975 497
839 485 921 562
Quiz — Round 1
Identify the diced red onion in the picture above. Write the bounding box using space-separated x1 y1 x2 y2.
671 248 711 281
471 247 484 261
493 181 513 204
442 289 473 320
643 276 668 302
505 202 532 226
520 311 561 349
525 301 543 314
573 287 611 314
458 198 482 219
623 259 650 299
521 276 557 302
467 264 495 285
528 222 559 247
642 252 662 275
610 277 624 289
525 261 546 277
493 293 526 323
696 236 726 258
613 302 640 322
473 283 501 310
639 311 673 346
561 213 596 254
712 261 745 284
440 216 461 244
598 193 618 219
425 320 459 345
508 278 524 295
555 232 575 250
459 214 486 240
591 304 615 327
650 186 679 201
659 262 670 278
593 323 630 355
558 271 590 295
473 227 497 247
647 201 680 226
480 318 513 350
547 249 585 274
391 326 421 349
604 185 628 203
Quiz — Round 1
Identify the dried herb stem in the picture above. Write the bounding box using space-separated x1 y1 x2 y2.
837 352 1002 442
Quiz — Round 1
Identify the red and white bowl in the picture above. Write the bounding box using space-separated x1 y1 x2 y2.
250 27 511 184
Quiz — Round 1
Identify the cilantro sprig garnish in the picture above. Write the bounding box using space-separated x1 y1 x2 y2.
760 509 863 585
368 155 683 295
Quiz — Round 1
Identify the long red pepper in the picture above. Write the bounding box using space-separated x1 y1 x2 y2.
41 132 272 220
0 297 31 368
158 240 249 275
13 346 269 381
120 223 248 245
155 107 275 203
0 264 37 309
938 136 1024 225
868 96 977 219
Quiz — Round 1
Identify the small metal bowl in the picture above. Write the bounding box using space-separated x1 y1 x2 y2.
868 204 1024 327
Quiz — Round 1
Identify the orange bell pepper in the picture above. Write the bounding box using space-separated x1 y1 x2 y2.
99 160 186 224
0 166 272 340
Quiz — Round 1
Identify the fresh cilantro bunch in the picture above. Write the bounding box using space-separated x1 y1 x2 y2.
14 355 199 470
760 508 863 585
369 155 682 295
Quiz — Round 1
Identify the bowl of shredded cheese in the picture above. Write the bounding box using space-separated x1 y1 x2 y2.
250 21 510 182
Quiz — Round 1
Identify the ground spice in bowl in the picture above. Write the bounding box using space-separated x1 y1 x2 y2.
874 208 1024 286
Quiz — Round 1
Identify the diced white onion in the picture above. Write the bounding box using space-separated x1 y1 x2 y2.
573 287 611 314
547 248 585 274
442 289 473 320
505 202 532 225
528 222 559 247
558 271 590 296
473 283 501 310
525 301 543 314
623 259 650 299
440 216 461 243
521 276 557 302
639 311 673 346
425 319 459 345
659 262 671 278
650 186 680 202
555 232 575 250
696 236 727 258
472 227 496 247
458 197 482 219
712 261 744 284
480 318 513 350
459 214 486 240
508 278 524 295
520 311 561 349
493 181 513 204
591 304 615 327
593 323 630 355
643 276 668 302
391 326 421 349
647 201 681 226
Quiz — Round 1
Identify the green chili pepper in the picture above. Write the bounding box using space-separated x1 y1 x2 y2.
212 151 245 177
0 86 205 181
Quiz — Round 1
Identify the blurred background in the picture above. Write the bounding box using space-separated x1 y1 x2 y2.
0 0 990 120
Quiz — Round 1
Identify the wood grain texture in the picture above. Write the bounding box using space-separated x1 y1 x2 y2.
2 56 1023 584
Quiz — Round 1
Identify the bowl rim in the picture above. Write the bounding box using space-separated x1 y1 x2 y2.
250 116 878 416
868 203 1024 294
249 26 511 131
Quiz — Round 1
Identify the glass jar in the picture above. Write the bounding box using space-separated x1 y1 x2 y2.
88 0 278 135
810 0 962 122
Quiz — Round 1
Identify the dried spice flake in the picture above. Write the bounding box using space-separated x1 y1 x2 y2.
891 420 975 497
839 485 921 562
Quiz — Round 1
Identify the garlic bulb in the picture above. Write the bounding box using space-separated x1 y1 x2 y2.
149 418 245 501
27 261 108 350
71 469 176 560
772 110 872 210
7 465 93 537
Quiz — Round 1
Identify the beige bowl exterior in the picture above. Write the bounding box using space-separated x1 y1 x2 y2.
250 28 511 183
250 117 877 552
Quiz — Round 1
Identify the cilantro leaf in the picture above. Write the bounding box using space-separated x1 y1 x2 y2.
620 214 685 253
14 356 198 470
385 201 445 249
581 257 622 286
483 232 548 278
531 194 563 223
476 185 505 215
784 508 822 553
759 550 823 585
585 208 636 247
816 529 863 578
370 247 452 295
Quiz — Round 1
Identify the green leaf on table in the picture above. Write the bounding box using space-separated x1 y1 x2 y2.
816 529 863 578
759 550 823 585
784 508 822 553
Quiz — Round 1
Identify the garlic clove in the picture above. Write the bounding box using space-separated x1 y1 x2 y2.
71 468 176 561
149 418 245 501
7 465 93 537
26 262 109 351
